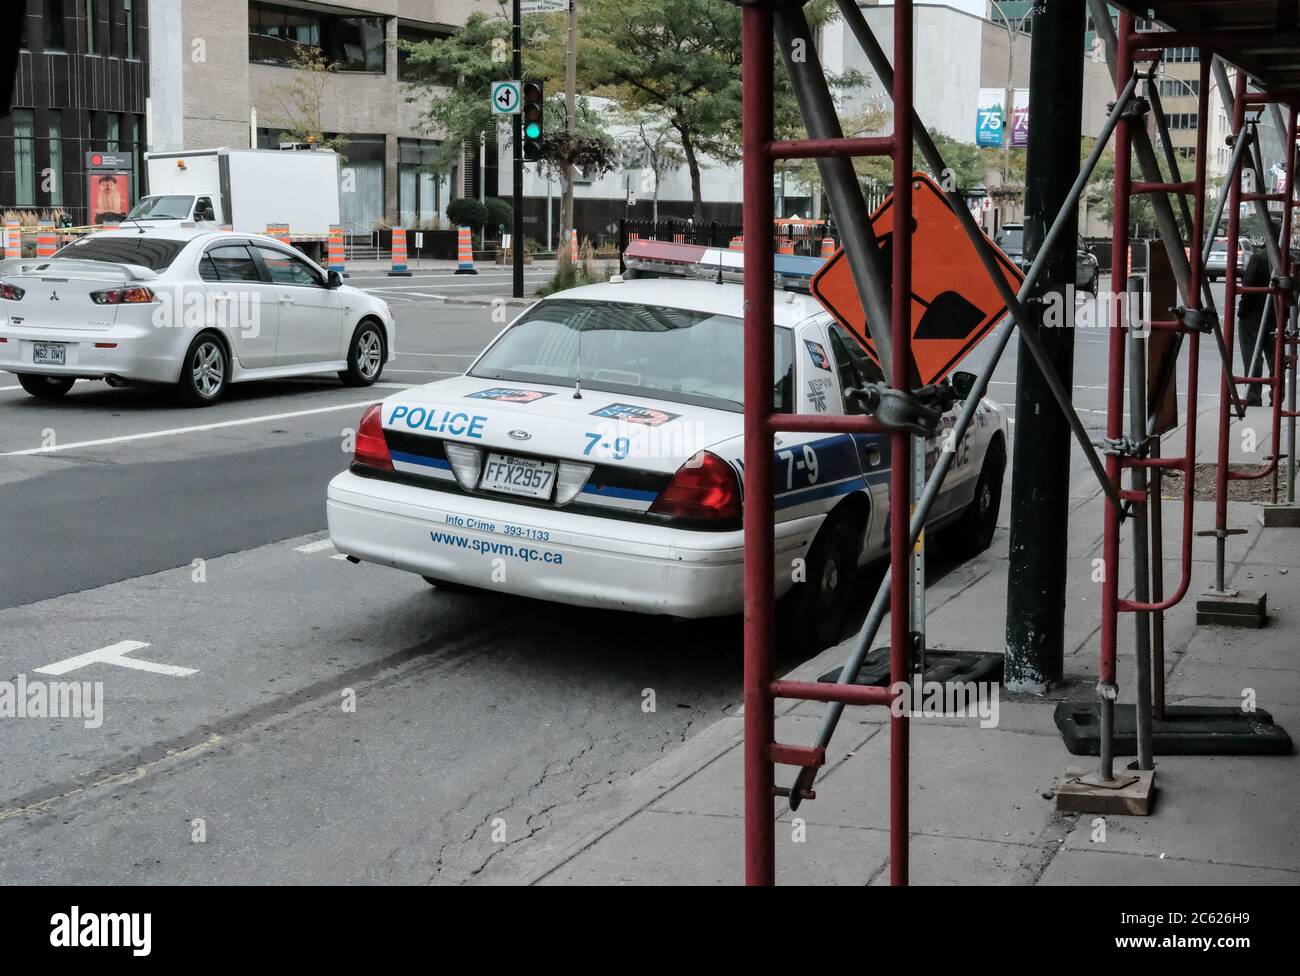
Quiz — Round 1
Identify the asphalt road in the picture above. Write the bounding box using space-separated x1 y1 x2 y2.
0 274 1237 883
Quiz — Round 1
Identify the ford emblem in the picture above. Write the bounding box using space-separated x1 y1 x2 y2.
508 429 531 441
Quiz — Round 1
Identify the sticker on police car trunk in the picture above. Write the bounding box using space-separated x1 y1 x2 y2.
589 403 681 427
466 387 556 403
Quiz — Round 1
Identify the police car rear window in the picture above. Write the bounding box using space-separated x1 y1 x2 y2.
52 236 188 271
470 299 793 413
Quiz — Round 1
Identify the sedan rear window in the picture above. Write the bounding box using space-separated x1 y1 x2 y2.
52 236 188 271
470 299 793 412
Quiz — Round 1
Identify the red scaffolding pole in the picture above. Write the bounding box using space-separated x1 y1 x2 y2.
740 0 914 886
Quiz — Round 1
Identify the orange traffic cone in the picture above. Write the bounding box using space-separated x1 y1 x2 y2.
455 226 476 275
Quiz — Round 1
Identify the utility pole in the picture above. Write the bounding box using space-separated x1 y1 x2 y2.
512 0 523 298
562 0 577 265
1003 0 1086 692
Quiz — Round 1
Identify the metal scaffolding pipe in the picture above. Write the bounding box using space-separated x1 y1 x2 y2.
787 69 1139 805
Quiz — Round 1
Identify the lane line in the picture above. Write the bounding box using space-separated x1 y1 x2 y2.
294 539 336 554
2 400 382 456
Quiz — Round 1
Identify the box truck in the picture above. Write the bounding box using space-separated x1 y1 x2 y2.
130 148 342 259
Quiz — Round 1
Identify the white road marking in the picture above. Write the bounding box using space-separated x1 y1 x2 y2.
294 539 336 554
2 400 380 456
382 369 460 376
35 640 198 677
391 352 476 359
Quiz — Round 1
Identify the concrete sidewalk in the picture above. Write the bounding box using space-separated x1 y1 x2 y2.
483 400 1300 885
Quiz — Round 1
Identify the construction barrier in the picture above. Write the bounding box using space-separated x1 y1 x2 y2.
265 222 291 245
778 237 794 255
3 220 19 259
569 228 579 264
820 236 836 258
220 224 233 231
327 225 345 275
454 226 476 275
36 220 57 258
730 236 744 250
389 227 412 277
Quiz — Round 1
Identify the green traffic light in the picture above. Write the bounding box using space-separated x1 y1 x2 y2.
524 122 542 139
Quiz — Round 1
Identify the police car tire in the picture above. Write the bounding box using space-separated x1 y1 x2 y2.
951 439 1004 557
176 333 230 406
340 322 384 387
17 374 75 400
780 512 858 652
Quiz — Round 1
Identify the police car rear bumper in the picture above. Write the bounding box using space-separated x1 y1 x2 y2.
326 469 819 618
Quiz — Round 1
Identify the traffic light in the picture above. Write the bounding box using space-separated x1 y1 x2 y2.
522 81 544 162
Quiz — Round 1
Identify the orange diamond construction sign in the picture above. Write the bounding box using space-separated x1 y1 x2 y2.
810 172 1023 387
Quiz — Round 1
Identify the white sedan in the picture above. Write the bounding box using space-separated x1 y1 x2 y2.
0 227 395 404
327 250 1008 651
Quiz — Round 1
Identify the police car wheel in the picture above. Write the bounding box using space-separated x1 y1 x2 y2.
780 513 857 652
176 333 229 406
340 322 384 387
17 374 75 400
950 439 1004 557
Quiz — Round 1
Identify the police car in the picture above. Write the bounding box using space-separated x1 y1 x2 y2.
326 241 1007 649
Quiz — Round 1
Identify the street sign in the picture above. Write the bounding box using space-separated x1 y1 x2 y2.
522 0 569 12
85 150 131 170
810 172 1024 387
491 80 522 115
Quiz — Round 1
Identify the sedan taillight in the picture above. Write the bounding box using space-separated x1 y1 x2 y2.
90 286 156 305
0 283 24 301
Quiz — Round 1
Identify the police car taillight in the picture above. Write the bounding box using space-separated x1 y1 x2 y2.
353 403 393 471
650 451 741 521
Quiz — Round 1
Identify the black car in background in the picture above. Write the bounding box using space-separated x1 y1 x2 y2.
994 223 1100 295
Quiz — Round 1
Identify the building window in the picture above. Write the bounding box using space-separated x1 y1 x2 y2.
85 0 97 54
398 26 456 84
399 138 450 228
1167 113 1198 130
48 116 64 207
249 2 385 72
47 0 66 50
13 110 36 207
124 0 135 58
1159 79 1198 98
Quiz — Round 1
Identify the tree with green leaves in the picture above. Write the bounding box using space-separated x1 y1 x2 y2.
401 9 614 258
265 44 349 154
619 112 685 222
580 0 861 221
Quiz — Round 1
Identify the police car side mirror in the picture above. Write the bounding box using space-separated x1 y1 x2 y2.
950 371 977 401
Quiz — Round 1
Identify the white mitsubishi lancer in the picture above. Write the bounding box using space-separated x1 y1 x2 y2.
0 227 395 404
327 242 1007 649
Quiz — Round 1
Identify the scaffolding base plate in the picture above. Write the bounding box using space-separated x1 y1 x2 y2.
818 647 1002 689
1259 503 1300 528
1055 767 1155 816
1053 703 1293 756
1195 589 1268 627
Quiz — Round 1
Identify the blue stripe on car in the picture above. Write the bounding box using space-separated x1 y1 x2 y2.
391 451 451 470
